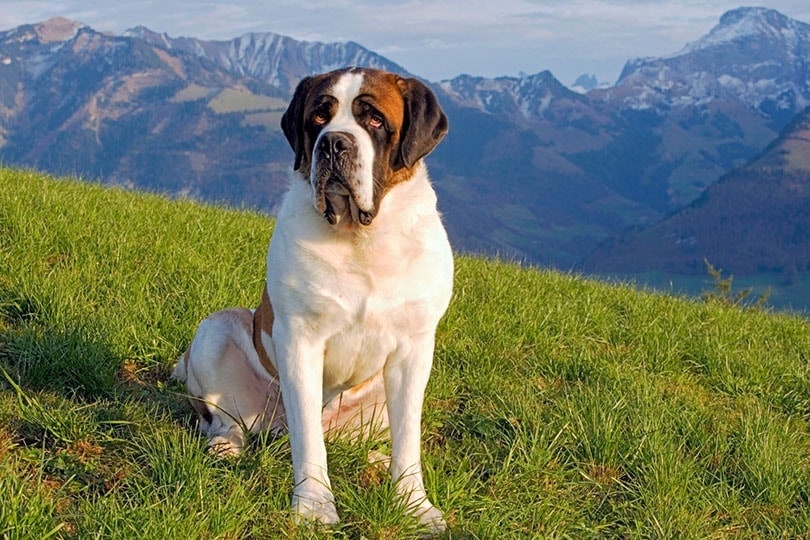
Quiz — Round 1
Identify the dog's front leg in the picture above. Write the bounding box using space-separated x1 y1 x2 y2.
384 335 446 533
273 324 338 525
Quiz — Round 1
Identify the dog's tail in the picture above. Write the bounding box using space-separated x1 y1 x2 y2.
172 348 190 382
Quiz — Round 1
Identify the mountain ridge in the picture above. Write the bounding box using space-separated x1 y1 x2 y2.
122 25 410 95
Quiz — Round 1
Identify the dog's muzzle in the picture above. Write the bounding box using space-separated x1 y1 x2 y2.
312 131 374 226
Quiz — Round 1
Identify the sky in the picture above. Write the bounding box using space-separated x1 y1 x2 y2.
1 1 809 86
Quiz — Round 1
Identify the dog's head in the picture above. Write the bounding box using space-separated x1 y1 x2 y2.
281 68 448 227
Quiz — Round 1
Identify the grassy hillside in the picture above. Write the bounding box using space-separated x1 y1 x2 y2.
1 168 808 538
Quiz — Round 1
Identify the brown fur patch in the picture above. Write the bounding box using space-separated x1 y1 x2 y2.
359 71 414 194
383 163 418 192
252 285 278 378
360 71 406 138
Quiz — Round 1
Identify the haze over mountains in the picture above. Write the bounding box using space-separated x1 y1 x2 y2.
1 7 809 305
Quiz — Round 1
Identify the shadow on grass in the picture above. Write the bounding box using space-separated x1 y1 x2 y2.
0 285 194 427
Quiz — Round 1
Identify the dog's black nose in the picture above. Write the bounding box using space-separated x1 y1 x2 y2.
317 132 353 160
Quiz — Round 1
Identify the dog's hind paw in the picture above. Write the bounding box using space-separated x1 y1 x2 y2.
206 433 244 458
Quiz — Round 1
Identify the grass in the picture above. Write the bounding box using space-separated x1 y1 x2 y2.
1 167 809 538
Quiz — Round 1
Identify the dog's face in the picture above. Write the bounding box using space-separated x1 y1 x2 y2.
281 68 448 226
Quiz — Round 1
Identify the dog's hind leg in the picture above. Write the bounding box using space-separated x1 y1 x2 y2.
178 308 285 457
321 372 388 440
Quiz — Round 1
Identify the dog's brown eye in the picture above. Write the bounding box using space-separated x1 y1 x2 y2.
369 114 384 128
313 113 328 126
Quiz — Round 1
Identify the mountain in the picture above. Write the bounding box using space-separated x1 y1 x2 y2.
431 7 810 264
431 72 655 265
581 107 810 276
611 7 809 116
122 26 408 95
0 17 298 210
0 9 809 270
583 6 810 209
570 74 602 93
439 70 592 124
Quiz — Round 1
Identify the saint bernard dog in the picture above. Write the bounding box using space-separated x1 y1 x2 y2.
173 67 452 532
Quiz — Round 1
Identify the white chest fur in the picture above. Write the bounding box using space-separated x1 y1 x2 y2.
266 164 453 402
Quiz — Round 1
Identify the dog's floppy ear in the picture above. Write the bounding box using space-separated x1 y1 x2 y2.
281 76 315 171
392 77 449 170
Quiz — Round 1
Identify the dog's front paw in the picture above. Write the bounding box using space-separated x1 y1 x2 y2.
292 489 339 526
413 502 446 534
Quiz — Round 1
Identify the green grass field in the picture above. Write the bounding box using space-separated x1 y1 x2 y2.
1 168 808 538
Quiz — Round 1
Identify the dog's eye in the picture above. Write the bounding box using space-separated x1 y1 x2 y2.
369 113 384 129
313 113 328 126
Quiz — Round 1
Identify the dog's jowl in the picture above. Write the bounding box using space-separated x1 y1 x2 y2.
174 68 452 532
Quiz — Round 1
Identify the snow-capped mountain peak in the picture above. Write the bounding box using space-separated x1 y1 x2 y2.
439 70 585 121
675 6 808 56
609 7 810 116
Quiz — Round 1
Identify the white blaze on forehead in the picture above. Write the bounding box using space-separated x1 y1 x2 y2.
311 71 376 212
